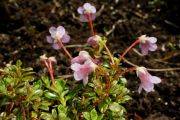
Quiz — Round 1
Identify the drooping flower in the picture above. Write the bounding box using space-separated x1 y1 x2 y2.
77 3 96 22
136 67 161 93
46 26 70 50
71 51 91 64
87 35 101 46
71 59 96 85
138 35 158 55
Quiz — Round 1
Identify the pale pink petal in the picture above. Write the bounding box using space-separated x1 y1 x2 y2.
83 3 92 10
71 57 81 64
90 14 96 21
46 36 53 43
149 43 157 51
83 76 89 85
91 6 96 14
74 71 84 81
62 34 70 43
77 7 84 14
139 44 149 55
150 76 161 84
142 82 154 92
80 15 88 22
138 85 143 93
52 43 60 50
49 27 56 38
56 26 65 38
147 37 157 43
71 63 81 71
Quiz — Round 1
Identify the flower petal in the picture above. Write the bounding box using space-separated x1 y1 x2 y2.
80 15 88 22
150 76 161 84
71 63 81 71
91 6 96 13
139 44 149 55
149 43 157 51
77 7 84 14
56 26 65 38
46 36 53 43
49 27 56 38
142 82 154 92
74 71 84 81
147 37 157 43
52 43 60 50
83 3 92 10
83 76 89 85
62 34 70 43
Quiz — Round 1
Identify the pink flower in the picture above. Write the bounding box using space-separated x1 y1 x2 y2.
138 35 158 55
71 60 96 85
71 51 91 64
77 3 96 22
87 35 101 46
136 67 161 93
46 26 70 50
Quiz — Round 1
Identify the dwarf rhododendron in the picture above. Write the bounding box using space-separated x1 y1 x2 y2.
71 59 96 85
136 67 161 93
71 51 91 64
77 3 96 22
138 35 158 55
47 26 70 50
87 35 101 46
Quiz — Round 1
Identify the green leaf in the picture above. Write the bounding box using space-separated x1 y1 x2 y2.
90 108 98 120
97 114 104 120
52 109 57 119
44 91 59 100
41 76 50 87
109 102 121 112
83 112 90 120
98 101 108 113
40 112 54 120
54 79 66 94
65 84 83 101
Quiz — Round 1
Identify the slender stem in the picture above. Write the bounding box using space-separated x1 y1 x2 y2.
87 13 96 36
44 61 55 85
103 42 115 65
48 61 55 85
119 39 141 62
57 39 73 60
113 67 137 80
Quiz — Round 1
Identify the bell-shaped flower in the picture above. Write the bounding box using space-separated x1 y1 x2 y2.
71 59 96 85
71 51 91 64
136 67 161 93
138 35 158 55
77 3 96 22
87 35 101 46
46 26 70 50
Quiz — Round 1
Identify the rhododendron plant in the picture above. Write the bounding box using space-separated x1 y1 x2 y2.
0 2 163 120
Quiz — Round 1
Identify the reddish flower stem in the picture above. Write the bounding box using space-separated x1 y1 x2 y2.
57 39 73 60
44 61 55 85
48 61 55 85
87 13 96 36
113 67 137 80
119 39 141 62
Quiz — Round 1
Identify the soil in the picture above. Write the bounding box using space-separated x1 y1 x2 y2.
0 0 180 119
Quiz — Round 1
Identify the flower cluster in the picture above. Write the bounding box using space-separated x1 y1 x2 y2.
47 26 70 50
71 51 96 85
44 2 161 93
